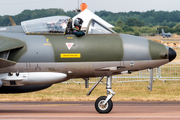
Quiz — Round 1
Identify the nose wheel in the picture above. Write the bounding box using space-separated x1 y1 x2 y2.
95 96 113 113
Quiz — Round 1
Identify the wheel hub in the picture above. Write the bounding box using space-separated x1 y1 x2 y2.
98 100 108 110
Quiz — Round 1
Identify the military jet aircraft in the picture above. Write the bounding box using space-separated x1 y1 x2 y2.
0 16 176 113
162 29 172 38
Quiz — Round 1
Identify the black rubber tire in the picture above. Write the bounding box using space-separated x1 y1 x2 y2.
95 96 113 114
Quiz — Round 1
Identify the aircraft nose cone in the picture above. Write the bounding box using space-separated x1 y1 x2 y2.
169 47 176 62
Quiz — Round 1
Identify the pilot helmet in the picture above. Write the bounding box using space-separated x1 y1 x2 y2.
74 18 83 27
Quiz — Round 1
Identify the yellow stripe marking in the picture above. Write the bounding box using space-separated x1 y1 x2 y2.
61 53 81 58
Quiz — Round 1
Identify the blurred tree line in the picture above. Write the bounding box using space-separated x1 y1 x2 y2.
1 8 180 36
95 10 180 36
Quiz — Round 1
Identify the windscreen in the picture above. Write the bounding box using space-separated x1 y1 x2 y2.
88 19 113 34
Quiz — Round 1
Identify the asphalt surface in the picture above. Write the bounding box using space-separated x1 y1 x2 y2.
0 101 180 120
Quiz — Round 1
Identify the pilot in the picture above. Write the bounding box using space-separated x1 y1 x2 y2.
73 18 85 37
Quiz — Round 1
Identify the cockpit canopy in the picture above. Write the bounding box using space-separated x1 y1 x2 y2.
21 16 115 35
21 16 70 34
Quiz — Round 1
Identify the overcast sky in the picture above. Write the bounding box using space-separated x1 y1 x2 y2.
0 0 179 16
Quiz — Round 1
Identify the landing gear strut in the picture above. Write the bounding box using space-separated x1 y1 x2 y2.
87 76 115 113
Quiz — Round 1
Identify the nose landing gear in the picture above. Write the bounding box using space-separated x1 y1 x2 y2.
87 76 115 113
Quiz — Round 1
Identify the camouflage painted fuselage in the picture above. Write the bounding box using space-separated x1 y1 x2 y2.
0 25 176 93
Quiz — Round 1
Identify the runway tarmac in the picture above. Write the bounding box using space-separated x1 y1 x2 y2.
0 101 180 120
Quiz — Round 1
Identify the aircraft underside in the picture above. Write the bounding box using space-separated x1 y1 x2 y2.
0 59 168 90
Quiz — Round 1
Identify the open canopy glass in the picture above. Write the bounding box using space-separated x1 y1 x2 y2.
21 16 70 34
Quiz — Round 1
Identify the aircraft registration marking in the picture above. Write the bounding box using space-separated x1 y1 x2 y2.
60 53 81 58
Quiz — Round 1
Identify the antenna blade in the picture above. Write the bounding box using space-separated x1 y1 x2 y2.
9 17 16 26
